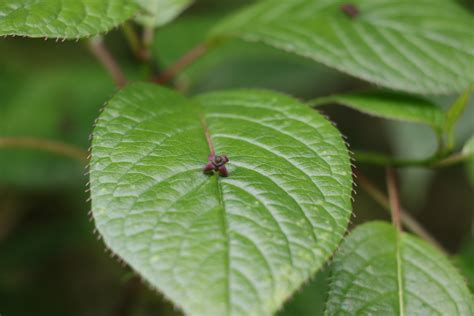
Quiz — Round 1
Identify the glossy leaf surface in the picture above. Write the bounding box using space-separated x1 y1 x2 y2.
212 0 474 94
326 222 474 315
136 0 193 26
90 83 352 316
0 0 138 38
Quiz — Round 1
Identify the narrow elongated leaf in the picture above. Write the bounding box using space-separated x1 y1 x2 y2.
0 0 138 38
90 83 352 316
136 0 194 27
312 91 445 131
326 222 474 316
212 0 474 94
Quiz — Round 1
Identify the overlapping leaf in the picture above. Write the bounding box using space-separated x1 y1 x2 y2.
312 91 445 131
326 222 474 315
211 0 474 94
135 0 194 27
0 0 138 38
89 83 352 316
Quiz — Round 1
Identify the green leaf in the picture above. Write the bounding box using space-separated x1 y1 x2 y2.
211 0 474 94
136 0 194 27
445 89 473 149
326 222 474 316
312 91 445 131
90 83 353 316
0 0 138 38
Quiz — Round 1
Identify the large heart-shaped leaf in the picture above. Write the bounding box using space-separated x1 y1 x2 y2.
312 91 445 131
90 83 352 316
211 0 474 94
326 222 474 315
135 0 194 27
0 0 138 38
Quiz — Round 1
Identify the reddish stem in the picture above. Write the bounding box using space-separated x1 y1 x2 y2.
354 170 448 254
386 168 402 231
88 37 127 88
153 42 210 84
0 137 88 162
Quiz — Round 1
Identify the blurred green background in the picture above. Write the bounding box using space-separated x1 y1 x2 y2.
1 1 473 315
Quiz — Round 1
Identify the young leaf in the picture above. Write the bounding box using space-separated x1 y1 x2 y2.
312 91 445 131
211 0 474 94
326 222 474 316
135 0 194 27
90 83 353 316
0 0 138 38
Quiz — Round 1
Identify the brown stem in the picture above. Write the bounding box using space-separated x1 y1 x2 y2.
354 169 448 254
142 26 154 61
386 168 402 231
0 137 88 163
88 37 127 88
153 42 210 84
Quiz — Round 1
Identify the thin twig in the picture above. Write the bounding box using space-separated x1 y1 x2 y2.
142 26 154 61
386 168 402 231
0 137 88 163
88 37 127 88
153 42 211 84
354 169 448 254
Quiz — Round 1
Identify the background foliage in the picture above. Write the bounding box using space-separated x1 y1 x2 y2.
0 0 473 315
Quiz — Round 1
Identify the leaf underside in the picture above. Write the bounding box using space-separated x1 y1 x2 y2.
0 0 138 38
135 0 194 27
212 0 474 94
90 83 352 316
326 222 474 316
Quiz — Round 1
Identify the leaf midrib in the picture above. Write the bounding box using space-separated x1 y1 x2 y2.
395 230 405 316
215 175 231 315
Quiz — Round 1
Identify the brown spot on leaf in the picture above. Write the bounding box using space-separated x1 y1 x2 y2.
340 3 359 18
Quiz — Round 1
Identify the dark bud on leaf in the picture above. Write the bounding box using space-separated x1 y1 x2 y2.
340 3 359 18
203 154 230 177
